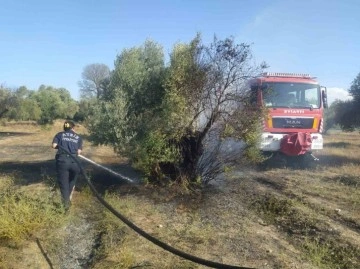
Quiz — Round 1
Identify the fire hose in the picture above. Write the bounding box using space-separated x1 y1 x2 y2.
78 154 135 183
60 146 255 269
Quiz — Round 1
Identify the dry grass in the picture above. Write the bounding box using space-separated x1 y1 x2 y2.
0 122 360 268
0 175 63 242
237 131 360 268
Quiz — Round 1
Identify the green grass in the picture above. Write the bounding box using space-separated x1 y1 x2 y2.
0 174 66 246
302 237 360 269
251 193 294 224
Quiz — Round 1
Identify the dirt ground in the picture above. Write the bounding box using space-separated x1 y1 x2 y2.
0 122 359 269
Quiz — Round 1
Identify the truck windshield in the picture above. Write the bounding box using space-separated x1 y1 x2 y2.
261 82 321 109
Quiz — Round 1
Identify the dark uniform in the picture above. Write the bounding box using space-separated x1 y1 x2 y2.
52 121 83 210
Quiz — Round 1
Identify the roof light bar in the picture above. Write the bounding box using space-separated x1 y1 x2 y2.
262 72 311 78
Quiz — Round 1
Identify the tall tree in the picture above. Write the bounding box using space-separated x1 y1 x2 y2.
87 36 266 184
79 63 110 99
162 35 267 182
87 39 166 162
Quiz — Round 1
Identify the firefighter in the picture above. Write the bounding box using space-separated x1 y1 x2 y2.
52 120 83 211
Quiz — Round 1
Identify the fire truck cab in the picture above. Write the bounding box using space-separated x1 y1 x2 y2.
250 72 328 165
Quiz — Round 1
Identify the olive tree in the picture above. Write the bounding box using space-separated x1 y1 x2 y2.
87 35 266 184
87 40 168 171
162 35 267 182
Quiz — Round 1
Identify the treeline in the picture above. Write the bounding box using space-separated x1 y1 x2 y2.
0 85 78 124
324 72 360 132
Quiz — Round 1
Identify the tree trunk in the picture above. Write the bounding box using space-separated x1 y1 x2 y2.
0 108 9 118
178 133 203 180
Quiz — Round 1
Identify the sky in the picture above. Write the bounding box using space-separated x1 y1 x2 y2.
1 0 359 104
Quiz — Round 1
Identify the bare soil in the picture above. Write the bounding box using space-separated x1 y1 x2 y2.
0 123 359 269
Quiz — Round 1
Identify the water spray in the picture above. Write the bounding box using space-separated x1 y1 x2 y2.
78 154 135 183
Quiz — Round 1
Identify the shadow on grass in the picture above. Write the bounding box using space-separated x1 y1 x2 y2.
323 174 359 187
253 176 285 191
0 159 56 185
0 158 143 195
319 154 360 167
325 142 352 148
0 131 33 139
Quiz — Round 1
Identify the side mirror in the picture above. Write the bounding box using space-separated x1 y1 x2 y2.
321 87 328 109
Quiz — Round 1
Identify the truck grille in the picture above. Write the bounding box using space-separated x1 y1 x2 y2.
272 117 314 129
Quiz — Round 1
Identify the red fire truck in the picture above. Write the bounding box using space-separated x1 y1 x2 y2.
250 72 328 167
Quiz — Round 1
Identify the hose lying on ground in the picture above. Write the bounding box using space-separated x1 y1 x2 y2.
59 146 255 269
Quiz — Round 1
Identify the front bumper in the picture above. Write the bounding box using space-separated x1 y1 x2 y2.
260 132 323 152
